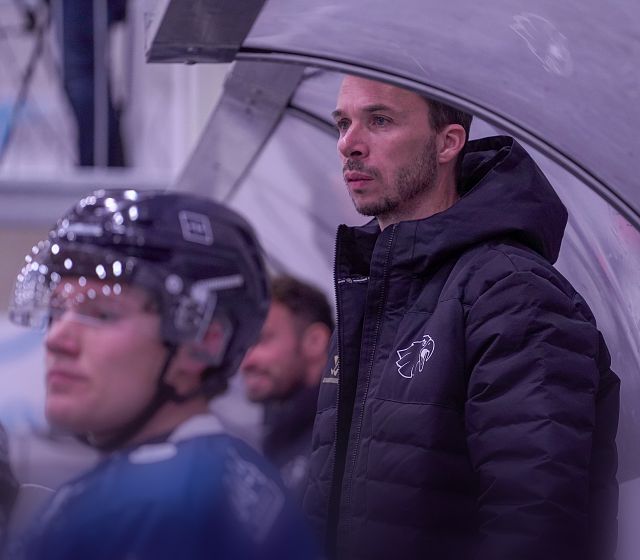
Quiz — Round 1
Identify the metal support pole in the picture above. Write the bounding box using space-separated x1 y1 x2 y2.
92 0 109 167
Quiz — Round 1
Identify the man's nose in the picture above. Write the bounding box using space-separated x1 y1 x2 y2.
240 345 259 373
45 312 81 357
338 123 369 160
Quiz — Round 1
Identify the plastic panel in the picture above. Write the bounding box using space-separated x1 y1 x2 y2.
246 0 640 217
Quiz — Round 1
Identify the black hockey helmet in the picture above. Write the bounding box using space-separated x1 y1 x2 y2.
10 188 270 394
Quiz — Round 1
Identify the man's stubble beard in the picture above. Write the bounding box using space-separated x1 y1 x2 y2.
350 135 438 219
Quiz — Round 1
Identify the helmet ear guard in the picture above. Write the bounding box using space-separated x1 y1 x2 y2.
163 273 244 346
183 312 233 367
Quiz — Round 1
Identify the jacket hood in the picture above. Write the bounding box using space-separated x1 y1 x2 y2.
341 136 568 276
453 135 567 262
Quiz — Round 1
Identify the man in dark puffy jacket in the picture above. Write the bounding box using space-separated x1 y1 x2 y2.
304 75 619 560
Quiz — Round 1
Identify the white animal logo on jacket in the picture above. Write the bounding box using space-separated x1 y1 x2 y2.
396 334 435 379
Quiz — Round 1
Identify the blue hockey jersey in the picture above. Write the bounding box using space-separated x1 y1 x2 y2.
16 414 318 560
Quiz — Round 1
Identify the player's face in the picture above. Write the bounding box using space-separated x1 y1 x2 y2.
44 278 168 439
334 76 438 220
241 303 307 402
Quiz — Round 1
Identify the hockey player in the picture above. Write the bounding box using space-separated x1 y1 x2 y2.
8 189 317 560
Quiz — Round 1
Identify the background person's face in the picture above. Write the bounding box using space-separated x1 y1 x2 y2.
44 279 167 439
334 76 438 219
241 302 307 402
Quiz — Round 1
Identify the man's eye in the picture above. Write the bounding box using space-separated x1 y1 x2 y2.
46 304 115 323
94 310 119 322
85 306 123 322
48 304 67 323
335 119 349 132
372 115 389 126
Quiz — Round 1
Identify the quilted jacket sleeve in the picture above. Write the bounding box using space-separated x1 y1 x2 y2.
464 269 618 560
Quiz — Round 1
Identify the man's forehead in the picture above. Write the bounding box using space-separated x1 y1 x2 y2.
268 301 297 324
335 76 425 114
265 302 304 335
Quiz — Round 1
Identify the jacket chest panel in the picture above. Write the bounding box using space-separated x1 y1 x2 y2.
367 299 466 410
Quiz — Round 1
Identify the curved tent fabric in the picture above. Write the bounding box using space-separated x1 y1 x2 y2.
242 0 640 225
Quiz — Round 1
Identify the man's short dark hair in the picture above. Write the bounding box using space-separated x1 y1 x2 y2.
271 275 334 332
423 97 473 194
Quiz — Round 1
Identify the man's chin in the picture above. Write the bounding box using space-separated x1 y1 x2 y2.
45 401 87 435
352 197 397 218
244 383 272 403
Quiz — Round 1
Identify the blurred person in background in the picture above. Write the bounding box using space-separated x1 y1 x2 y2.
7 189 317 560
242 276 332 495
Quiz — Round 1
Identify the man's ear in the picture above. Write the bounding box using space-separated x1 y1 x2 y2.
301 322 331 362
437 124 466 165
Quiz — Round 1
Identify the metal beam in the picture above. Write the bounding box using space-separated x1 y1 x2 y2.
0 171 168 228
176 60 304 199
145 0 266 64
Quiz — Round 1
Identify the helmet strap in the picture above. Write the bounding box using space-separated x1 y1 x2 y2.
87 343 181 452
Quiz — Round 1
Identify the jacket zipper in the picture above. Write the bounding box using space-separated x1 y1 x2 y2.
342 224 397 547
326 225 344 553
326 225 370 553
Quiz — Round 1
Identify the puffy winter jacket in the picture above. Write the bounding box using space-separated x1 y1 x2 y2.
303 136 619 560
